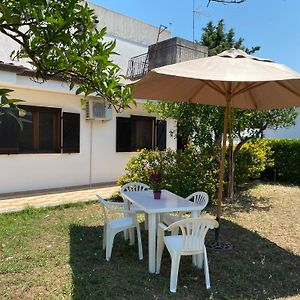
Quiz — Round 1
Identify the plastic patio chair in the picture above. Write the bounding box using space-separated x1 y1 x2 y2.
162 192 209 230
121 182 150 234
156 217 219 293
97 195 143 261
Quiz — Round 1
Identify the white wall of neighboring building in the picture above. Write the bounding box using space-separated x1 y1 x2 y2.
264 108 300 139
0 83 176 194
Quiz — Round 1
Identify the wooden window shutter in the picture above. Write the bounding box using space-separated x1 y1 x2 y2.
62 112 80 153
156 120 167 150
0 110 20 153
116 117 132 152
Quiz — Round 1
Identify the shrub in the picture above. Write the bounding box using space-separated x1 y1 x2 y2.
235 139 274 183
118 147 219 201
263 139 300 183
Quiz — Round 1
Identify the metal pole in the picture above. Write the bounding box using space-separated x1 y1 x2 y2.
215 95 231 241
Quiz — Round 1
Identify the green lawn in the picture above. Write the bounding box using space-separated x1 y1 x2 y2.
0 183 299 300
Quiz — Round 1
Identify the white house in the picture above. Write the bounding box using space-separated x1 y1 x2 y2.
0 4 177 194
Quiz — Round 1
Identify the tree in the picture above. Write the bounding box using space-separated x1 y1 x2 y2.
146 19 298 199
0 0 133 120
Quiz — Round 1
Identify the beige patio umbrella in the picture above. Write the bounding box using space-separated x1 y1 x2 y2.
132 48 300 245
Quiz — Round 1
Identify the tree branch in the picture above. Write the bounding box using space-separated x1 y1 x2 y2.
207 0 246 6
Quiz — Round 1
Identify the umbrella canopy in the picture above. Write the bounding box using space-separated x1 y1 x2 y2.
133 48 300 110
132 48 300 244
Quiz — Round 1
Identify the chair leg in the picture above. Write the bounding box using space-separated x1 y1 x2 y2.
170 254 181 293
106 231 115 261
203 247 211 289
144 214 148 231
136 224 143 260
156 233 165 274
102 225 106 250
129 228 135 245
197 252 204 269
124 229 129 240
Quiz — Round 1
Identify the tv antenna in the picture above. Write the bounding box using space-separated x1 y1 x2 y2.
193 0 210 42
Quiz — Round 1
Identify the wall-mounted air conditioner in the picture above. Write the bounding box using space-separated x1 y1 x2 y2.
85 99 113 121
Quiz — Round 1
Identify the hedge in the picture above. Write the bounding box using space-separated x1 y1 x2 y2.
263 139 300 183
118 147 219 201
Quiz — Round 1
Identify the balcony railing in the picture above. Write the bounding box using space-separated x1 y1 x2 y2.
126 38 208 80
126 53 149 80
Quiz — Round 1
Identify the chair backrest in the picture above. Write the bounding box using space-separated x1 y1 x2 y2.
97 195 110 224
121 182 150 192
167 217 218 254
186 192 209 210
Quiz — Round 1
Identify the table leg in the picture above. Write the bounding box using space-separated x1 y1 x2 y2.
191 211 200 267
148 213 157 273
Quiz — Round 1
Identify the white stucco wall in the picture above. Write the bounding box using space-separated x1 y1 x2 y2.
264 107 300 139
0 2 175 194
0 85 177 194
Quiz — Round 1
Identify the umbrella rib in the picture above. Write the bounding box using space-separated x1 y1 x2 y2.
201 80 226 96
233 82 268 97
187 83 205 102
248 89 258 110
232 82 243 94
275 81 300 98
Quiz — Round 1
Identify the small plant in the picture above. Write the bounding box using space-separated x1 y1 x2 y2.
149 172 163 192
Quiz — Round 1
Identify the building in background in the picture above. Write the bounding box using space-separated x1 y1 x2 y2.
0 4 178 194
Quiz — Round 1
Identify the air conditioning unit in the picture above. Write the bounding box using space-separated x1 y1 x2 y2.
85 99 113 121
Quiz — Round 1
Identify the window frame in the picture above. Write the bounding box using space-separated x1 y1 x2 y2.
116 115 167 153
0 105 61 154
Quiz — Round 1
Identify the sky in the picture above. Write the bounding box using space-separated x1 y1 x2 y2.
91 0 300 72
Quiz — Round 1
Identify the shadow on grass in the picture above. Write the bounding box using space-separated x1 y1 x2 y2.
70 221 300 300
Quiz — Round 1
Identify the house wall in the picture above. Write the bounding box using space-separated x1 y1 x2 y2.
0 85 176 194
264 107 300 139
0 2 175 194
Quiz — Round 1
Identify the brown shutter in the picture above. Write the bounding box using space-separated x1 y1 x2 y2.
62 112 80 153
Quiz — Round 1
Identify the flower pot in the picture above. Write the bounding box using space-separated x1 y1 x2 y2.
153 191 161 200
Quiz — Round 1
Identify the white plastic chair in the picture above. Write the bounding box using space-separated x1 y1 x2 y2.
121 182 150 233
163 192 209 228
97 195 143 261
156 217 219 293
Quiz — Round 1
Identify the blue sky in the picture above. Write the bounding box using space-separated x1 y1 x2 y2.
91 0 300 72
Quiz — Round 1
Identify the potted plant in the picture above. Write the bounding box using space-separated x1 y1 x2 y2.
149 172 163 199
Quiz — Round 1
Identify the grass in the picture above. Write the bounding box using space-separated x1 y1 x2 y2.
0 182 299 300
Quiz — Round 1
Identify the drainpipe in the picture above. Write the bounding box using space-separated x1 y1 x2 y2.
89 121 93 188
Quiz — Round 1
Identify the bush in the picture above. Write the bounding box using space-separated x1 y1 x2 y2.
235 139 274 183
263 139 300 183
118 147 219 201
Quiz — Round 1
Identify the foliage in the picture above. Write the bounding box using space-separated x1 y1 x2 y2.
118 148 219 201
149 172 163 192
263 139 300 183
235 139 274 183
0 0 133 112
200 19 260 56
0 89 24 127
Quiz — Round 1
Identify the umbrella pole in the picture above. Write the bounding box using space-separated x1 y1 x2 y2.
215 96 231 242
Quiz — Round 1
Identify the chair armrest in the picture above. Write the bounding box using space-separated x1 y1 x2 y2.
106 201 127 207
158 222 168 231
107 208 137 215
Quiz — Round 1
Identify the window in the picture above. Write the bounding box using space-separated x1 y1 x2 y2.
116 116 167 152
0 106 80 154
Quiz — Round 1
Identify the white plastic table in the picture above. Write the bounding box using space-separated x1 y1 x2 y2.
121 189 203 273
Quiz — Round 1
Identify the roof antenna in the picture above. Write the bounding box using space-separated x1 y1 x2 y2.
169 22 172 37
